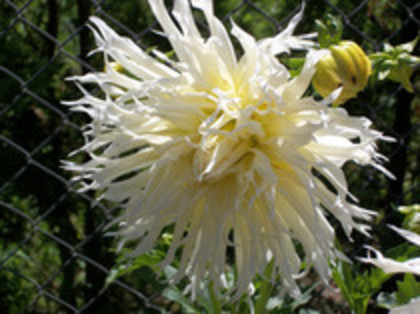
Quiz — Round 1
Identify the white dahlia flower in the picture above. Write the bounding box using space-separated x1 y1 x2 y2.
64 0 392 298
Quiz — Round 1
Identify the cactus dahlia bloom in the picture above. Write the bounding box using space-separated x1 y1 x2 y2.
64 0 391 298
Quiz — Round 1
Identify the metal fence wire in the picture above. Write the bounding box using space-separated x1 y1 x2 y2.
0 0 418 313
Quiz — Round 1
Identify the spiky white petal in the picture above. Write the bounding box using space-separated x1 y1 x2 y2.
389 225 420 246
64 0 390 298
360 226 420 313
360 247 420 276
360 225 420 276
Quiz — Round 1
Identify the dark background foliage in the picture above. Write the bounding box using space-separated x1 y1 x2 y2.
0 0 418 313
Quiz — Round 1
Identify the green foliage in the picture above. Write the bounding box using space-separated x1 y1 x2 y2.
254 259 275 313
370 37 420 92
398 204 420 233
395 274 420 305
332 261 390 314
378 274 420 310
315 14 343 48
332 240 420 314
283 57 306 78
105 250 164 289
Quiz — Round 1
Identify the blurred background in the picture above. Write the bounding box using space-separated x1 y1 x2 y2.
0 0 418 313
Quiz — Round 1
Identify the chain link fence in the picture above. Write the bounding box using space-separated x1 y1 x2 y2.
0 0 418 313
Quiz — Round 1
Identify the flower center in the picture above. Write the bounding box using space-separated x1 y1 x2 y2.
192 88 269 182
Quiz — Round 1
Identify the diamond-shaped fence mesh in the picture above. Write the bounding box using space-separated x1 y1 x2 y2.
0 0 418 313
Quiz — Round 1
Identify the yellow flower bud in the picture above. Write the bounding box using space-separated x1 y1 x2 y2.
312 41 371 105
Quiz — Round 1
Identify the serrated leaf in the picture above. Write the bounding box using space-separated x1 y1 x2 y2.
105 251 164 287
370 37 419 92
385 242 420 261
163 286 198 313
315 15 343 48
395 273 420 305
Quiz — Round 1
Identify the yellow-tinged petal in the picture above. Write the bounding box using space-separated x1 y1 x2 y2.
105 61 124 73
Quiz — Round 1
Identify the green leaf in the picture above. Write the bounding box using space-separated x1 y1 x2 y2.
398 204 420 233
385 242 420 261
332 262 354 310
332 260 391 314
105 250 164 288
395 274 420 305
370 37 420 93
255 259 275 314
163 286 198 313
315 14 343 48
376 274 420 310
209 282 222 314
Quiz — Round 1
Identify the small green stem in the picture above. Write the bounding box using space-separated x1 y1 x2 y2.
209 282 222 314
255 260 275 314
